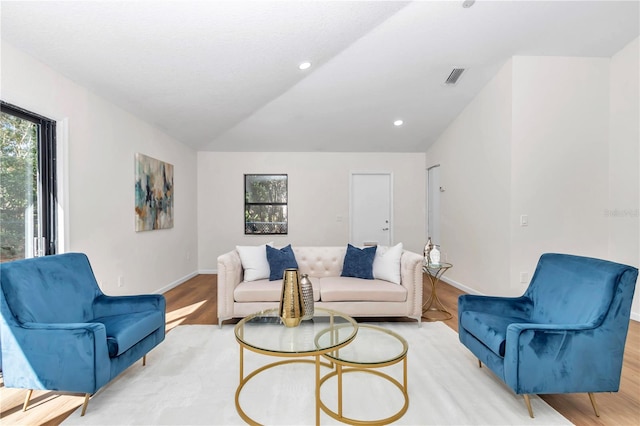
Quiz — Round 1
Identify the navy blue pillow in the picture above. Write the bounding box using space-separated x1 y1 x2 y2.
266 244 299 281
341 244 377 279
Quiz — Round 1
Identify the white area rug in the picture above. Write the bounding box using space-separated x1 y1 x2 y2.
63 323 572 425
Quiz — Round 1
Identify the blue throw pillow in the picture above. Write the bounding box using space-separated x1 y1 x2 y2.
341 244 377 279
266 244 299 281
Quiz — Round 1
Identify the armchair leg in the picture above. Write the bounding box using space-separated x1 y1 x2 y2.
588 392 600 417
523 394 534 418
142 355 146 366
80 393 91 416
478 359 482 368
22 389 33 412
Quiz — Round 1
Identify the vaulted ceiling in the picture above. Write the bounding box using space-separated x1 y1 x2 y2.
1 1 638 152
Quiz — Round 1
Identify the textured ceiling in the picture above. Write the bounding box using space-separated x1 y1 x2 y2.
1 1 639 152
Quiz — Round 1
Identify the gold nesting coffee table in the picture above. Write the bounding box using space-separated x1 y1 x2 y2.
234 308 358 425
234 309 409 425
316 324 409 425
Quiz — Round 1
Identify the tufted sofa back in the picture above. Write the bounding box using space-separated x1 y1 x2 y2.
293 246 347 278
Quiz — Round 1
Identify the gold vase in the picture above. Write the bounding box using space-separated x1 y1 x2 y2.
279 268 305 327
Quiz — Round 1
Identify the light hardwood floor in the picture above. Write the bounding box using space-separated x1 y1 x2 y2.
1 274 638 425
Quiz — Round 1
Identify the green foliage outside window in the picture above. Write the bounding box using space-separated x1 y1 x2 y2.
245 174 288 234
0 112 38 261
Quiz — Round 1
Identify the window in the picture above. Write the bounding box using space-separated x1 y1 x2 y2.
244 174 288 235
1 101 57 261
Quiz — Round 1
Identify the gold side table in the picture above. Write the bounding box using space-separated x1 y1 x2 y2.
316 324 409 425
422 262 453 321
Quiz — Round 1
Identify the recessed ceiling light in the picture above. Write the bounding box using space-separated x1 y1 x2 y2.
462 0 475 8
298 62 312 70
393 119 404 127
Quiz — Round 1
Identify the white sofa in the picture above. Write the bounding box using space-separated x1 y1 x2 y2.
217 246 424 326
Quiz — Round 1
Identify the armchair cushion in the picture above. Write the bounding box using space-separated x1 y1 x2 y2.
460 311 530 357
95 310 164 357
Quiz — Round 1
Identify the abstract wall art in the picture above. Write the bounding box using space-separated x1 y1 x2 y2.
135 153 174 231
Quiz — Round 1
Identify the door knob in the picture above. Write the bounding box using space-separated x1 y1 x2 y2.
382 227 389 231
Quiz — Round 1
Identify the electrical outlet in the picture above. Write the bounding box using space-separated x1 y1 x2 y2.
118 276 124 287
520 215 528 227
519 272 528 283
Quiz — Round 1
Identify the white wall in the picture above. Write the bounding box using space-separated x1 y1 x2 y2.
1 40 199 295
426 44 640 319
510 56 611 292
425 61 513 295
197 152 426 271
609 38 640 315
4 32 637 318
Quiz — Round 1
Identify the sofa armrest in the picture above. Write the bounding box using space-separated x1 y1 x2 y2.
1 322 111 393
93 294 166 318
217 250 243 321
503 322 622 394
400 250 424 319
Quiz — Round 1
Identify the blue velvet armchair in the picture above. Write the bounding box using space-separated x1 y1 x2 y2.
458 253 638 418
0 253 166 416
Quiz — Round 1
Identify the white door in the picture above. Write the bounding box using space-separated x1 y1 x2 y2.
427 165 441 244
350 173 392 246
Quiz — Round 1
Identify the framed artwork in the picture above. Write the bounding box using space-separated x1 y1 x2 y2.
244 174 288 235
134 153 174 231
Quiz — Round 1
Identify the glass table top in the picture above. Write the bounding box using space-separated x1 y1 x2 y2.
423 262 453 271
234 307 358 355
318 324 408 366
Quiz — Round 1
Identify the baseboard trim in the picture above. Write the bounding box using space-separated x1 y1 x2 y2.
156 271 199 294
440 275 484 296
198 269 217 275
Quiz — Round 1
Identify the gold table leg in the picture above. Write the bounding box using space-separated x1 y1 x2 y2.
403 356 408 393
318 366 409 425
316 355 321 426
337 364 343 418
239 345 244 384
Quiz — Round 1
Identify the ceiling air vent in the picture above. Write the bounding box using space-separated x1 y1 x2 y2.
445 68 466 85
